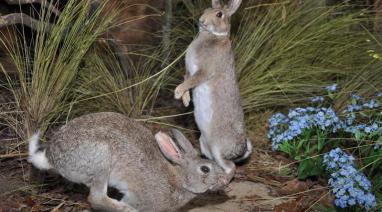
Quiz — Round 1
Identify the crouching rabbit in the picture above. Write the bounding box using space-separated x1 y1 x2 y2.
28 112 229 212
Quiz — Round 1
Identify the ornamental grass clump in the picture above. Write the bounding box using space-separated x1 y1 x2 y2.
0 0 116 139
323 148 377 210
74 48 170 118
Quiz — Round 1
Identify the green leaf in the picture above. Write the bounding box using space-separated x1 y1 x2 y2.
369 130 381 138
279 142 293 157
317 135 325 152
355 130 364 141
328 92 335 100
297 138 306 152
308 144 318 155
297 158 324 180
295 155 303 161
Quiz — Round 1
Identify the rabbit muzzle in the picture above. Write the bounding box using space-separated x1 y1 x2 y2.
209 174 231 191
198 22 228 37
209 179 228 191
198 22 209 32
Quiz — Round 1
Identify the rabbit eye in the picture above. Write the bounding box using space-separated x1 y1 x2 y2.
200 166 210 174
216 11 223 18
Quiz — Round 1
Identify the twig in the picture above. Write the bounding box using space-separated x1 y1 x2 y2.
0 13 54 32
51 202 65 212
0 152 28 159
135 111 194 121
5 0 61 16
248 175 283 188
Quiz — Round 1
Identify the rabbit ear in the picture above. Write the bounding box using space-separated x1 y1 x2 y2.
226 0 242 16
170 129 197 157
155 131 183 165
212 0 222 9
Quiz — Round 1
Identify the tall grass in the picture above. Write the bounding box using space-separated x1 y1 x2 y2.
0 0 116 139
74 44 173 118
235 1 374 111
335 31 382 110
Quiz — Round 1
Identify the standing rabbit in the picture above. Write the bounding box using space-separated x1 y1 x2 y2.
174 0 252 178
28 112 229 212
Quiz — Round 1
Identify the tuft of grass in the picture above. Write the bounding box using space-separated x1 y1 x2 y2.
73 45 175 118
0 0 117 139
235 1 374 112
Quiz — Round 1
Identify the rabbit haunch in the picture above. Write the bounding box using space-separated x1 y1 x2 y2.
174 0 252 177
28 112 229 212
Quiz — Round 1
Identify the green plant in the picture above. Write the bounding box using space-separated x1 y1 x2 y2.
268 85 382 210
235 1 375 112
74 45 176 118
0 0 116 139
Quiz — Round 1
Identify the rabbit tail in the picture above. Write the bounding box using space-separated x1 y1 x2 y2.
28 131 52 170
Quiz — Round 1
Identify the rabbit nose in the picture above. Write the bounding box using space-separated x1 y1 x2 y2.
221 179 228 185
219 176 229 186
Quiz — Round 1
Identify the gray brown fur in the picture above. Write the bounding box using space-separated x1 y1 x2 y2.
174 0 252 178
28 112 228 212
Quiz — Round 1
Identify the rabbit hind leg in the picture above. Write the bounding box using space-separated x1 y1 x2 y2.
88 175 137 212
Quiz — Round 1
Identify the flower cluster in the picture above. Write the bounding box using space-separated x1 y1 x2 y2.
310 96 324 103
323 148 377 210
268 90 382 150
342 94 382 137
268 106 341 150
268 86 381 210
326 83 338 92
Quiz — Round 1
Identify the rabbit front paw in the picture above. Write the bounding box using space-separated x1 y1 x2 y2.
174 84 187 100
182 91 191 107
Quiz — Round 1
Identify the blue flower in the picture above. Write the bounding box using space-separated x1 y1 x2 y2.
268 91 380 210
363 99 379 109
326 84 338 92
310 96 324 103
351 94 362 101
268 106 342 149
323 148 377 210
